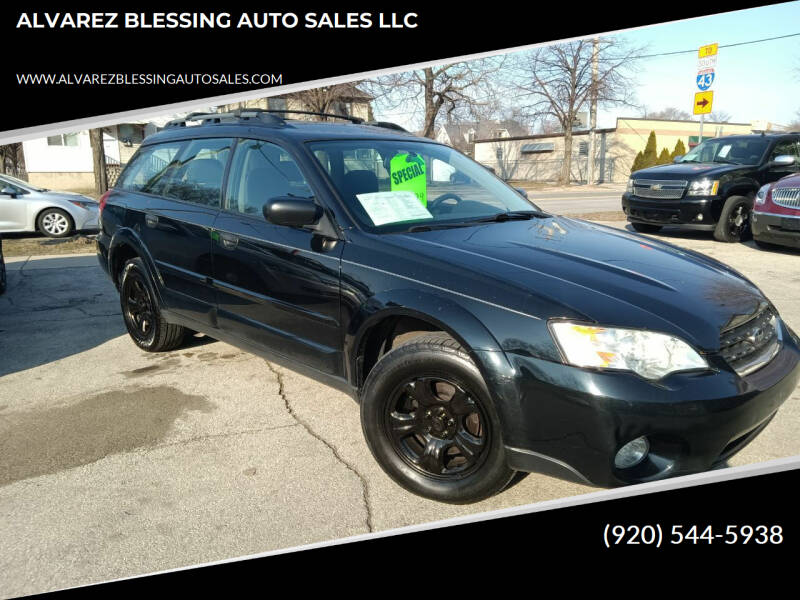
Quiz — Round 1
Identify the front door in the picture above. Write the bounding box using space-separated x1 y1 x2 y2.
212 139 343 376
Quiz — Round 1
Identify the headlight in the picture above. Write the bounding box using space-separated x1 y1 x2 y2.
755 183 771 205
626 178 634 193
68 199 96 209
549 322 708 380
687 179 719 196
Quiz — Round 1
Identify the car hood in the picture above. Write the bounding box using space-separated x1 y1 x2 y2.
390 216 766 351
40 191 97 204
632 162 750 179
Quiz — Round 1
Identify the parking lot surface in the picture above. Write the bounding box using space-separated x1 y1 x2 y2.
1 222 799 596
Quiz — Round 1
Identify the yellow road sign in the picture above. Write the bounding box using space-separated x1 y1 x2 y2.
694 91 713 115
698 43 718 58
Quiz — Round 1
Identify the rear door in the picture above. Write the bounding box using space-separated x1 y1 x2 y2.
211 138 344 375
116 137 233 327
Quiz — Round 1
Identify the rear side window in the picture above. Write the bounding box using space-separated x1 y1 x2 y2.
225 139 313 216
117 142 184 193
116 138 233 208
157 138 233 207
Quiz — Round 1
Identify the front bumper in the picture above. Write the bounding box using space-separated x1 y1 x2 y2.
75 208 100 231
752 211 800 249
499 320 800 487
621 192 721 230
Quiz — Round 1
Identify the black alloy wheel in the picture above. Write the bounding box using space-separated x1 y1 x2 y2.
122 268 157 345
384 376 489 479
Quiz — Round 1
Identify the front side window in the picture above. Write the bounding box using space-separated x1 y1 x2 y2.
226 139 313 216
308 139 536 232
770 139 800 162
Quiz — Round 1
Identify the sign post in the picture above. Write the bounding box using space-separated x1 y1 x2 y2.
695 43 718 142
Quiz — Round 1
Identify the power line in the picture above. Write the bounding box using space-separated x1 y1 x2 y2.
629 32 800 59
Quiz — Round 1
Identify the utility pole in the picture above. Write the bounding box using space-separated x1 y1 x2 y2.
89 128 108 196
586 37 599 185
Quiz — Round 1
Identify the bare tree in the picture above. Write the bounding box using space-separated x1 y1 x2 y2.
284 82 371 119
644 106 692 121
364 59 504 138
706 110 731 123
0 143 24 176
513 38 642 185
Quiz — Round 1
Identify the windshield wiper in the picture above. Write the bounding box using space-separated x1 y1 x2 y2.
407 222 483 232
468 210 551 223
407 210 550 233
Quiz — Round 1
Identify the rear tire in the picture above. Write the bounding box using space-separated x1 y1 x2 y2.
630 222 662 233
714 195 752 243
120 257 186 352
360 333 515 504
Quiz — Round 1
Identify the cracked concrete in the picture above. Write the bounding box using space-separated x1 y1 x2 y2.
265 361 374 532
1 230 799 596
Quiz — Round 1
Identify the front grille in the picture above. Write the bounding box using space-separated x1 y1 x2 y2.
719 303 781 377
772 187 800 209
632 179 688 200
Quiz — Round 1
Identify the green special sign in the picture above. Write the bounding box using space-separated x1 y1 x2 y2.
390 153 427 206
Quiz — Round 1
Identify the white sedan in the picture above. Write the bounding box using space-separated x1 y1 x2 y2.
0 173 99 237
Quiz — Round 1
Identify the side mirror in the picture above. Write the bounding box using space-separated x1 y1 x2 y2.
769 155 796 168
672 155 684 163
1 187 18 198
263 196 322 227
514 187 529 199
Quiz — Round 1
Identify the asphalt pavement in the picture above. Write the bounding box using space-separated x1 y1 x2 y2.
1 214 798 596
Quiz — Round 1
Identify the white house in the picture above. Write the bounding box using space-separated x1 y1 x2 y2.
21 116 181 192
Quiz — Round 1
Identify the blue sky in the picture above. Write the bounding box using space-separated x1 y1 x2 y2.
601 2 800 128
376 2 800 131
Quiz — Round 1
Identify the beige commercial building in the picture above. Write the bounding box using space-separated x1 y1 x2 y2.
473 117 774 184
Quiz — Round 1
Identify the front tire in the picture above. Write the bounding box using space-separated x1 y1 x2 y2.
37 208 74 238
120 258 186 352
714 195 752 243
360 333 515 504
630 222 662 233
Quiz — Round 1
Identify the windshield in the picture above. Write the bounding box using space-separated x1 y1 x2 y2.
0 173 41 191
679 138 769 165
308 139 540 232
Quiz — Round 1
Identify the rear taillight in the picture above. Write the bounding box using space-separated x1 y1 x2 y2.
98 190 111 215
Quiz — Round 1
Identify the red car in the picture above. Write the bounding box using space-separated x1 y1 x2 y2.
752 172 800 250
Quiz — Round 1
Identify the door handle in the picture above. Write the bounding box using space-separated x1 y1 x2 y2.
145 213 158 228
219 232 239 250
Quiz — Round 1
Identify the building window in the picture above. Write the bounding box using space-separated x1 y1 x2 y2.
46 133 79 147
521 143 555 154
267 97 288 111
578 141 589 156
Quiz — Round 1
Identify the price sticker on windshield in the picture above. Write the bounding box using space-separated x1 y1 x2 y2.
390 152 427 206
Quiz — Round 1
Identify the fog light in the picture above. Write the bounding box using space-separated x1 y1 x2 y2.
695 213 704 222
614 436 649 469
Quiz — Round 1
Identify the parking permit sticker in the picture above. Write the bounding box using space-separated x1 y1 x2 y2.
390 153 427 206
356 191 433 226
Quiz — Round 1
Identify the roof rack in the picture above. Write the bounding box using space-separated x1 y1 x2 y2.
164 110 284 128
364 121 408 132
163 108 408 133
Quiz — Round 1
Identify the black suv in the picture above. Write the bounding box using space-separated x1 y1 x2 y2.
98 110 800 503
622 133 800 242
